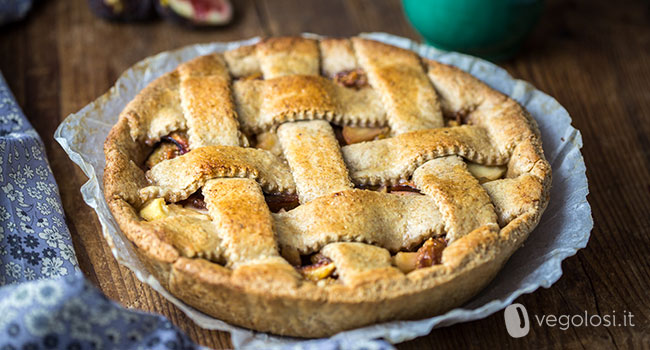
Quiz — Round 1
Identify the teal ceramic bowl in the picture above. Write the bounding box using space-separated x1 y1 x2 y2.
402 0 543 61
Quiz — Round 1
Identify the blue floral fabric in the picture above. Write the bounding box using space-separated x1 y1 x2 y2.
0 72 205 350
0 272 202 350
0 0 33 25
0 74 78 285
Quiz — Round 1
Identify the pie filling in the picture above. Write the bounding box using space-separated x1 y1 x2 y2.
138 195 448 280
393 237 447 273
145 132 190 169
178 192 208 213
141 126 504 280
291 235 449 282
443 108 471 127
265 192 299 213
333 68 369 90
331 124 390 146
297 253 337 282
140 66 504 282
357 180 423 196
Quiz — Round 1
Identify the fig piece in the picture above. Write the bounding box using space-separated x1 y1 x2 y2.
155 0 233 26
87 0 154 21
333 69 369 89
161 132 190 155
144 132 190 169
264 193 300 213
145 142 180 169
341 126 389 145
178 192 207 212
416 237 447 268
388 181 422 195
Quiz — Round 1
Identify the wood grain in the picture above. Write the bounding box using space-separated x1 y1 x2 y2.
1 0 648 348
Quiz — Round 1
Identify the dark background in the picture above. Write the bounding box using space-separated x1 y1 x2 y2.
1 0 648 348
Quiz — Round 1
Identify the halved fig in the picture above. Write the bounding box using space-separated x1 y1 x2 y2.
341 126 389 145
445 119 461 127
443 108 469 127
309 253 331 265
155 0 233 26
466 163 506 183
87 0 154 21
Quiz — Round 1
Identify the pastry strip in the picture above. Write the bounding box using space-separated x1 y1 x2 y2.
233 76 386 133
179 54 245 147
413 156 497 242
342 125 509 185
256 37 320 78
140 126 507 204
425 59 539 154
124 71 186 143
482 174 545 227
148 206 224 262
319 38 358 77
140 146 295 203
274 189 444 253
203 178 284 267
352 38 444 134
224 43 261 78
321 242 402 285
277 120 353 203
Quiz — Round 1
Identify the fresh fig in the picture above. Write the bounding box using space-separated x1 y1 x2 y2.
87 0 154 21
155 0 233 26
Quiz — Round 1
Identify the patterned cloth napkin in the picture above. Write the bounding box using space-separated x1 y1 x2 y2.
0 72 205 350
0 0 33 25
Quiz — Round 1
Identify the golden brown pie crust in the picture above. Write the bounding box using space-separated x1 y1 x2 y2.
103 37 551 338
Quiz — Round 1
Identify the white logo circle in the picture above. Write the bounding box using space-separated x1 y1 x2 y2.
504 303 530 338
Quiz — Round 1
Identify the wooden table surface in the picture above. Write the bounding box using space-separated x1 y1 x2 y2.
1 0 648 348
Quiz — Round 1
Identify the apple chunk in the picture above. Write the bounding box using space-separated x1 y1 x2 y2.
393 252 418 273
466 163 506 183
139 198 169 221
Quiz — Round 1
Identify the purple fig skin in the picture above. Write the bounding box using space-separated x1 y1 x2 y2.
87 0 155 21
155 0 233 27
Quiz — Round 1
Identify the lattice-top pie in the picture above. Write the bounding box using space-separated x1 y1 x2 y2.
103 37 551 337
